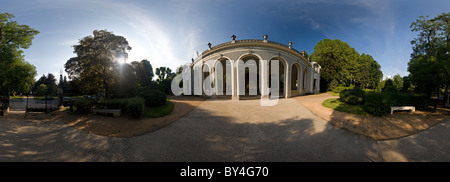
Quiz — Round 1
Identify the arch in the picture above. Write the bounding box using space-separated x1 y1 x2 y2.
237 53 261 98
302 68 308 92
268 56 287 98
291 63 301 96
213 58 233 97
202 64 213 96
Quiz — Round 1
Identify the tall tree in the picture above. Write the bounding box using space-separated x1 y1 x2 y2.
0 13 38 112
131 59 154 88
64 30 131 97
115 63 138 98
155 67 173 82
32 73 57 95
310 39 360 87
408 13 450 104
392 74 404 91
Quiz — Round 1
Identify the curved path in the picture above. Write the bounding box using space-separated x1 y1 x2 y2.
0 97 449 161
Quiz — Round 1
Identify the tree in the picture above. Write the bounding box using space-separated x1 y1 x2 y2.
408 13 450 105
32 73 57 95
155 66 175 94
311 39 369 88
131 59 154 88
115 63 138 98
0 13 38 112
402 75 416 93
64 30 131 97
36 84 48 96
392 74 403 91
356 54 383 89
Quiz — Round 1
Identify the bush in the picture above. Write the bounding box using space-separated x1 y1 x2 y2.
74 98 94 114
127 97 145 118
364 92 389 116
340 87 365 105
410 95 431 110
332 86 352 93
96 97 145 118
140 89 166 107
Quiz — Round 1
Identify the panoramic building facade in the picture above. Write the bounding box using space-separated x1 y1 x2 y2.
184 35 321 100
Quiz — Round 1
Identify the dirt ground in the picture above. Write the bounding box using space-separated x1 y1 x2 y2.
295 93 450 140
21 96 205 138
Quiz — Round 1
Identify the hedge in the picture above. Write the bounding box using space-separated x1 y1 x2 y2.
363 92 390 116
96 97 145 118
140 89 166 107
340 87 365 105
74 98 94 114
363 91 431 116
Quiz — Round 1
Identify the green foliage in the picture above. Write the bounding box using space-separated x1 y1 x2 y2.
74 98 94 114
32 73 57 95
36 84 48 96
409 13 450 99
140 89 166 107
364 91 432 116
127 98 145 118
364 92 390 116
131 59 154 88
340 87 365 105
155 66 176 94
332 86 352 93
0 13 39 95
310 39 360 86
115 63 138 98
96 97 145 118
382 79 398 93
356 54 383 89
322 98 368 116
64 30 132 97
144 99 174 118
392 74 403 91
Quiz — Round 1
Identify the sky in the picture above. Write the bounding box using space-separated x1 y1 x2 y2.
1 0 449 80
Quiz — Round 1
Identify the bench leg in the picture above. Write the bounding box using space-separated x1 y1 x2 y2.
391 108 393 114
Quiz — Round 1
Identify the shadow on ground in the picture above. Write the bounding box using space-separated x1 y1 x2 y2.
1 98 449 162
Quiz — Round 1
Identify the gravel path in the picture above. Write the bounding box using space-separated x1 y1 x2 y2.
1 97 449 161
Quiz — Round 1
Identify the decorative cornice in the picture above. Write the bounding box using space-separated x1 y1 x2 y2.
199 39 311 66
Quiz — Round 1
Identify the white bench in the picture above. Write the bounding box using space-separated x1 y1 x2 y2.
390 106 415 114
93 109 121 118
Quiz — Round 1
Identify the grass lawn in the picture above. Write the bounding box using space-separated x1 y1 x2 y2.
144 99 174 118
322 98 368 116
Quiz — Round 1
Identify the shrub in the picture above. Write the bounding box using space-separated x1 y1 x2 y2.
140 89 166 107
364 92 389 116
126 97 145 118
96 97 145 118
332 86 352 93
74 98 94 114
340 87 365 105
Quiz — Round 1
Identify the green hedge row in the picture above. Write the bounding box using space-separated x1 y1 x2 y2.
96 97 145 118
340 87 365 105
363 91 430 116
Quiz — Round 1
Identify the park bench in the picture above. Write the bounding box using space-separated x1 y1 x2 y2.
93 109 121 118
390 106 415 114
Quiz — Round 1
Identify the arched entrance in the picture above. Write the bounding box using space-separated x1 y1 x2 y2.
214 58 232 98
268 57 286 98
202 64 213 96
291 63 301 96
237 54 260 99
